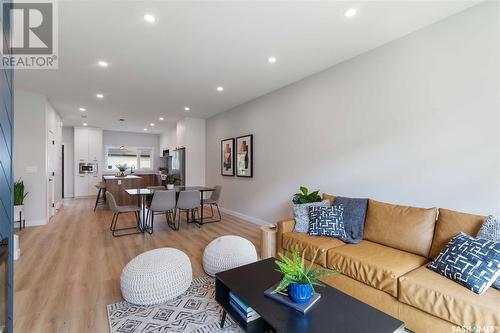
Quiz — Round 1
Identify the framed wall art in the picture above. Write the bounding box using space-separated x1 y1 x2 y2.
221 138 235 176
236 134 253 177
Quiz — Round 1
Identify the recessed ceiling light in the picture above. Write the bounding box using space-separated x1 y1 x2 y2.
83 122 88 126
98 60 108 67
217 86 224 92
159 117 164 121
144 14 156 23
268 56 277 63
150 123 155 126
344 8 357 17
96 93 104 99
143 128 148 131
184 106 190 111
79 107 86 111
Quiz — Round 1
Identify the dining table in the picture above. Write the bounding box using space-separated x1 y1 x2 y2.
125 186 216 233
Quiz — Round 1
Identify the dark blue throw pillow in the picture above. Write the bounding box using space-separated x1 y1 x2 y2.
308 205 347 239
427 232 500 294
332 196 368 244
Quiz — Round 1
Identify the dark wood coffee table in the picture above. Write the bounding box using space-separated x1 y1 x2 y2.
215 258 405 333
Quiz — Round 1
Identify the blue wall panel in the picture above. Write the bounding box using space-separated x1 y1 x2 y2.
0 0 13 331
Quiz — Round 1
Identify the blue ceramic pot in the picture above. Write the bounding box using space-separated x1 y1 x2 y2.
288 283 313 303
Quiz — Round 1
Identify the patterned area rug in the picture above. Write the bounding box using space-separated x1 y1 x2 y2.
107 276 243 333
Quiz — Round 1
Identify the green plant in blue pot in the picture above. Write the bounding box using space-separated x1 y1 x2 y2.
273 247 336 303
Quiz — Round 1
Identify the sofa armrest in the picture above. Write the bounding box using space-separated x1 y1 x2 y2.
276 219 295 255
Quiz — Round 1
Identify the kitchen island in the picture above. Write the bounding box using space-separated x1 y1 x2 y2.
103 174 161 205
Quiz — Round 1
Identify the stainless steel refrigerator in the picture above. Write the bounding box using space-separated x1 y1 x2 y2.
168 148 185 186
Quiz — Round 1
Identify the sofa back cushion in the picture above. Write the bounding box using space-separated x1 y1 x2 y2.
364 199 437 257
428 208 485 259
322 193 335 205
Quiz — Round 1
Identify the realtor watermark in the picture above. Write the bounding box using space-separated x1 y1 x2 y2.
1 0 58 69
452 325 498 333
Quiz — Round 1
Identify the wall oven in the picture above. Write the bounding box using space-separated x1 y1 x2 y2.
79 163 97 174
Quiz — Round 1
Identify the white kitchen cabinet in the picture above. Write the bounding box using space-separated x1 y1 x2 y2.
74 127 89 163
88 128 103 163
74 174 89 197
74 127 103 197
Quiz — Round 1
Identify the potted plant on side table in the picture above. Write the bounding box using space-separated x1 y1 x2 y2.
273 247 335 304
14 178 28 228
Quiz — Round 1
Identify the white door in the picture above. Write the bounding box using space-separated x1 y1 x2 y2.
48 131 56 218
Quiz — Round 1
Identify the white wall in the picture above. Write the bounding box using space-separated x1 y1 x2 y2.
175 118 206 186
62 127 74 197
102 130 161 171
205 2 499 224
14 91 63 226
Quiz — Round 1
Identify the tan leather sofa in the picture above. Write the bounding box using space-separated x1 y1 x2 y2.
276 195 500 333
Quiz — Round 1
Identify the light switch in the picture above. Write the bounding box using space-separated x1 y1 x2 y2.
25 166 38 173
118 180 122 185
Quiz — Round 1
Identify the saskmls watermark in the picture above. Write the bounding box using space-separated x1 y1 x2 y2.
1 0 58 69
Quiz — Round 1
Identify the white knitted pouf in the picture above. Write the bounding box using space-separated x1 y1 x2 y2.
203 235 258 277
120 248 192 305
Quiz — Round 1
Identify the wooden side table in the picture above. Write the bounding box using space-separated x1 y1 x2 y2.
260 225 277 259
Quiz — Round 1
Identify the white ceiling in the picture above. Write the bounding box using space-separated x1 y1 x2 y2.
15 0 479 134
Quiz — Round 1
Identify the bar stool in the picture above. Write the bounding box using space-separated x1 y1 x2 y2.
94 182 107 211
176 190 200 228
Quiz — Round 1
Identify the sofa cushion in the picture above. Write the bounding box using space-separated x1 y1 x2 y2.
322 193 335 205
427 232 500 295
326 240 428 297
282 232 345 267
477 215 500 290
293 200 330 233
333 196 368 244
428 208 485 259
308 205 347 238
399 266 500 328
364 199 437 257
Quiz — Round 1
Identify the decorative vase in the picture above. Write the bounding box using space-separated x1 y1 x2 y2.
13 205 24 220
167 184 174 190
288 283 313 303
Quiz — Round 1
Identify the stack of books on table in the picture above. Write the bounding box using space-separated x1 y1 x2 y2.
229 291 261 323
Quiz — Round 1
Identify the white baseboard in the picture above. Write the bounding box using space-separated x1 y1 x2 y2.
219 207 269 225
26 219 47 227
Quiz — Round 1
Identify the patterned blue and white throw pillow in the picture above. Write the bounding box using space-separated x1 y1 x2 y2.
477 215 500 290
308 204 347 239
293 200 330 233
427 232 500 294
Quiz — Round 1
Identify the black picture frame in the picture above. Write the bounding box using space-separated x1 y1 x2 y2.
221 138 235 176
236 134 253 178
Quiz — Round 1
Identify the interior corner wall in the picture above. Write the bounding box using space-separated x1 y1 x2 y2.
13 91 48 226
62 126 74 197
176 117 206 186
205 2 500 224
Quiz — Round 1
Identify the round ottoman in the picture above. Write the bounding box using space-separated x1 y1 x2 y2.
120 248 192 305
203 235 258 277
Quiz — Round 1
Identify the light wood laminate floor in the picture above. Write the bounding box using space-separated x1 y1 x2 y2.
14 198 261 333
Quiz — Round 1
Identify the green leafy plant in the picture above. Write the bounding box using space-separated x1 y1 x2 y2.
166 174 179 184
272 246 335 294
14 178 28 206
292 186 322 204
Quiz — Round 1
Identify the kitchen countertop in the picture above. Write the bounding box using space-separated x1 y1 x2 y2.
103 175 142 180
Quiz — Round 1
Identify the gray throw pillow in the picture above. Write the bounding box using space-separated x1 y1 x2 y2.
333 196 368 244
477 215 500 290
293 200 330 233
